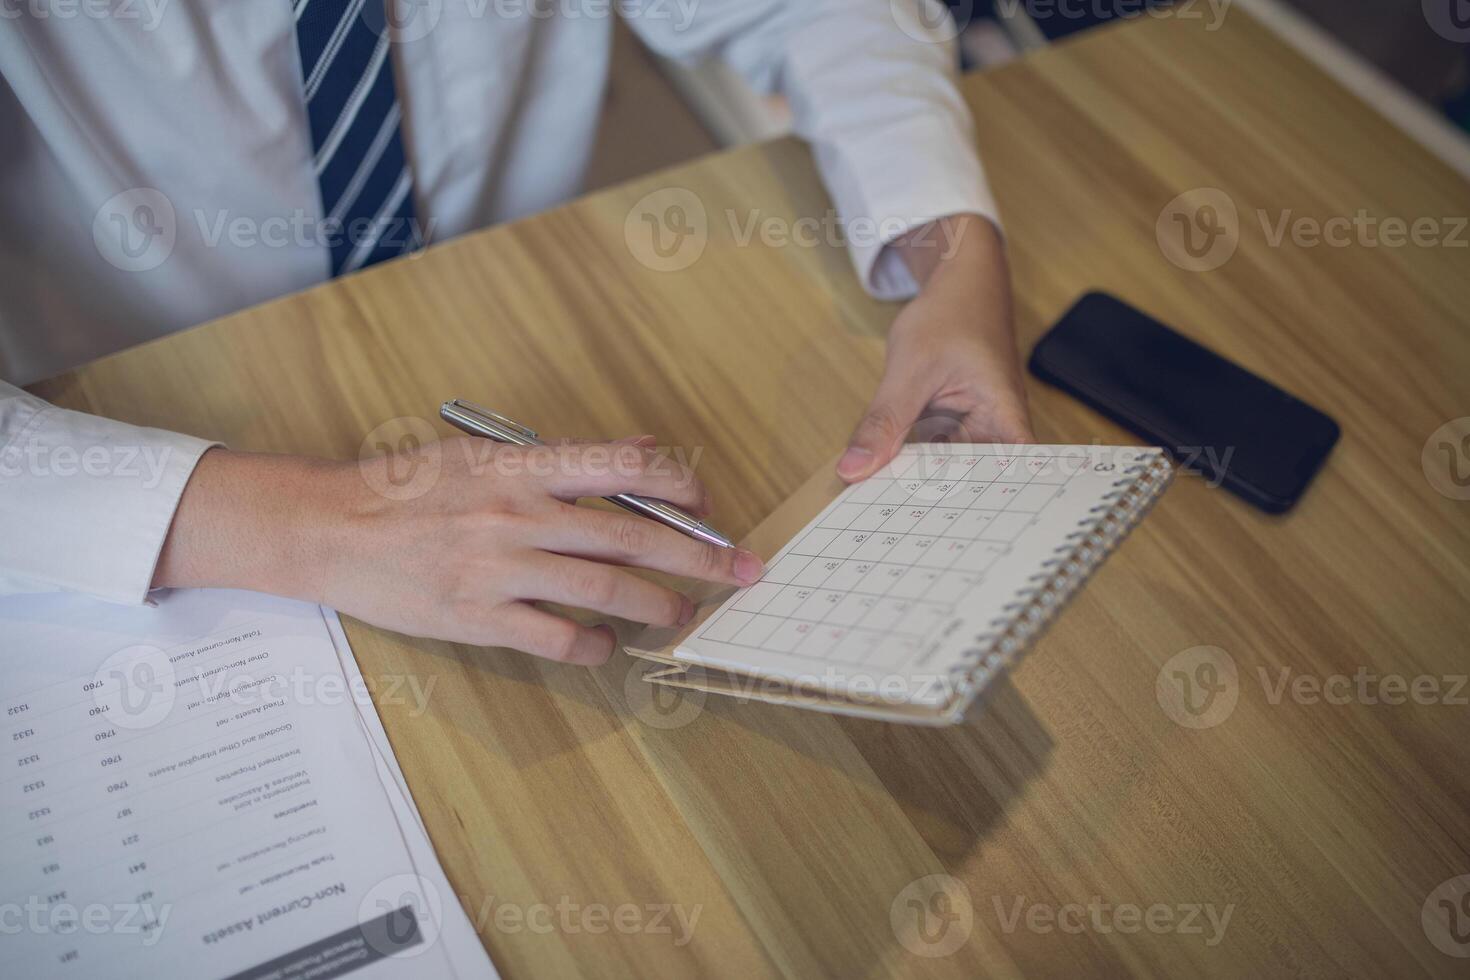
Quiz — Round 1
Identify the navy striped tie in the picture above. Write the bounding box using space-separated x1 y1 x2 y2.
292 0 419 275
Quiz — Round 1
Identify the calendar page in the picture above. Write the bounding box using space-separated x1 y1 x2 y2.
676 444 1165 708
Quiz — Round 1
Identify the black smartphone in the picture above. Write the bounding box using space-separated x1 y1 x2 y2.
1028 292 1340 513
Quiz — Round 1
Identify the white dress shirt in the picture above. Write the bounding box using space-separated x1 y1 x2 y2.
0 0 997 603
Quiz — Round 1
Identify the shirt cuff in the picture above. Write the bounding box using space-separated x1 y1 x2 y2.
810 113 1002 302
0 386 220 605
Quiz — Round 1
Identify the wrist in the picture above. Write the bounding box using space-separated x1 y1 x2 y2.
895 213 1004 291
152 448 346 603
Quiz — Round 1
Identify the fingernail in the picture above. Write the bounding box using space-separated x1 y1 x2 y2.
837 446 874 479
678 596 695 626
734 549 764 585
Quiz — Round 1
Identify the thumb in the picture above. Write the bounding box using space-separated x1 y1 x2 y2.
838 369 929 483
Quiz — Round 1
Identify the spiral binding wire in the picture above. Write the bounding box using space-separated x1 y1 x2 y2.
945 452 1176 714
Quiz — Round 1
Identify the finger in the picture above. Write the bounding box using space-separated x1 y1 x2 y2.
490 601 616 666
538 507 764 586
528 554 696 628
540 442 709 515
839 361 932 483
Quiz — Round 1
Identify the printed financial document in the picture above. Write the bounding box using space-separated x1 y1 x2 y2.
0 588 494 980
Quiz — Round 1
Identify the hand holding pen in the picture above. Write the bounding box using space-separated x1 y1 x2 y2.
159 411 766 667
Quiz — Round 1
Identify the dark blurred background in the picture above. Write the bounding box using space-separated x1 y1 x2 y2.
590 0 1468 191
944 0 1469 131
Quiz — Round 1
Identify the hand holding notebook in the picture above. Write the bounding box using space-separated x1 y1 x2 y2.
627 444 1173 724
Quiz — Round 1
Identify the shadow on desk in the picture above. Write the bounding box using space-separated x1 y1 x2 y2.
368 617 1051 843
384 614 1051 855
349 600 1054 974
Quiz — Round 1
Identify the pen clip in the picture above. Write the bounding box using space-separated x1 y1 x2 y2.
445 400 539 440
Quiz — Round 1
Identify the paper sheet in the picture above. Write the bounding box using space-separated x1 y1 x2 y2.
0 588 495 980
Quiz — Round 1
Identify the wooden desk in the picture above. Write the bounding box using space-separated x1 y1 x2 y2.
34 10 1470 978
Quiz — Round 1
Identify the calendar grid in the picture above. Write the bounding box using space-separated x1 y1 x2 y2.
693 450 1074 672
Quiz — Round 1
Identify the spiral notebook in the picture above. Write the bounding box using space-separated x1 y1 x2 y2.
627 444 1173 725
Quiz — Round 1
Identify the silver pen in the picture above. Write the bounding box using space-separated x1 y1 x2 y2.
440 400 735 550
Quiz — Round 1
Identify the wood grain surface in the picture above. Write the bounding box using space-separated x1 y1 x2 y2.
31 10 1470 978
